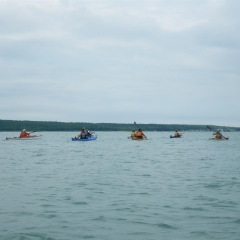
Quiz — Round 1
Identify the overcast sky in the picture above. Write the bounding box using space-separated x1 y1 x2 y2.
0 0 239 127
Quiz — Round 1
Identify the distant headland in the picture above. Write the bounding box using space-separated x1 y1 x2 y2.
0 120 239 132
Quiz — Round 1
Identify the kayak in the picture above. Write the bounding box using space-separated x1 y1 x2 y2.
170 135 182 138
209 137 229 140
72 135 97 141
6 135 42 140
131 136 147 140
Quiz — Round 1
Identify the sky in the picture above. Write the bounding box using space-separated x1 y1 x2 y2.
0 0 240 127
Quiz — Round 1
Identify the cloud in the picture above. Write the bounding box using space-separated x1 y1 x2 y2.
0 0 240 126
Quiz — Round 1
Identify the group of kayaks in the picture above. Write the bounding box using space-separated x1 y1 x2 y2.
5 124 229 141
6 134 98 141
5 132 229 141
169 135 229 140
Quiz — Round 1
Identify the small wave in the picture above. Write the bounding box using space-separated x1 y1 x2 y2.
155 223 177 229
72 201 88 205
163 205 171 208
204 183 221 189
128 231 153 236
115 207 132 211
1 233 56 240
183 207 204 211
74 182 88 187
40 204 54 208
191 231 208 236
46 214 57 219
93 216 105 221
233 219 240 224
131 220 149 225
128 192 150 195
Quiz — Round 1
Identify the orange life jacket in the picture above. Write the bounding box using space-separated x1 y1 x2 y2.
135 131 143 137
20 131 30 138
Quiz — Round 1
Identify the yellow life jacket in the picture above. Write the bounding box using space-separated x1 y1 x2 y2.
215 132 221 139
174 132 179 137
131 132 135 137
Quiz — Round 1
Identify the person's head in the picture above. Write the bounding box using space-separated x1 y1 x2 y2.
22 129 26 132
81 128 85 131
216 129 220 133
138 129 142 132
175 130 178 132
132 130 135 132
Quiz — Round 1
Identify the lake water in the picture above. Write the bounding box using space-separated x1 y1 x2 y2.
1 131 240 240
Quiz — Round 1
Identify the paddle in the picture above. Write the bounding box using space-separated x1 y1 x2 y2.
134 121 147 139
206 125 214 132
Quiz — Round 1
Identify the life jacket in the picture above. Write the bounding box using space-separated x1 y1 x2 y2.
215 132 221 139
20 131 29 138
131 132 135 137
135 131 143 137
81 131 86 138
174 132 179 137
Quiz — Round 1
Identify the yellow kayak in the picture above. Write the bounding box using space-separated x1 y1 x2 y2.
130 136 147 140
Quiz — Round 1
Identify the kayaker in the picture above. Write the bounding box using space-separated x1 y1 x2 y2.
76 128 85 139
80 128 87 139
19 129 30 138
174 130 181 137
214 129 224 139
130 130 135 138
86 129 92 137
135 129 146 139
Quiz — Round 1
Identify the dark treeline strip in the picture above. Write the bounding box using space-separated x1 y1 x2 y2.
0 120 239 132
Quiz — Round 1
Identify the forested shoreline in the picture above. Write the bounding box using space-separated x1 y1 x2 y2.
0 120 239 132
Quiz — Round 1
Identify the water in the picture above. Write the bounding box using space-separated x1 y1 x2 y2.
0 131 240 240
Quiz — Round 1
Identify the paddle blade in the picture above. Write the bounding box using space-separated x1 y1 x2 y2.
206 126 213 131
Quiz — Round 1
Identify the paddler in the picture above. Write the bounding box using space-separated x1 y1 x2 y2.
79 128 87 139
75 128 87 139
86 129 92 138
214 129 224 139
19 129 30 138
174 130 181 137
135 128 146 139
130 130 135 138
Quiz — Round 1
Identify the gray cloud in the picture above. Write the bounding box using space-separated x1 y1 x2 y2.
0 0 240 126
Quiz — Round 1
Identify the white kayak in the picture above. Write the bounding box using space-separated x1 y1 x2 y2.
6 135 42 140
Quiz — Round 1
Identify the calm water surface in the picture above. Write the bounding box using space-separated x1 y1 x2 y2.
0 132 240 240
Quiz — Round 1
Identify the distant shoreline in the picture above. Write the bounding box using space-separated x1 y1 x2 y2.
1 120 239 132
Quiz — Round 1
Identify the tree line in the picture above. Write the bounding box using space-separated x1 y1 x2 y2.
0 120 239 132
